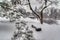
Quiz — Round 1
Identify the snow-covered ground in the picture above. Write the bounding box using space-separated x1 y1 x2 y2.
0 22 15 40
0 17 60 40
29 22 60 40
0 17 15 40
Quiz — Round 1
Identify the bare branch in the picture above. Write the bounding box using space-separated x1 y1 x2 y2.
40 0 52 24
27 0 40 18
27 0 52 24
41 1 52 12
44 0 47 6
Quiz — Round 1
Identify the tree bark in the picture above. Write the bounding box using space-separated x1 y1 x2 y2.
40 11 43 24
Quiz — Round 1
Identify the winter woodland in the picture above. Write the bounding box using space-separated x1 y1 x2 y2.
0 0 60 40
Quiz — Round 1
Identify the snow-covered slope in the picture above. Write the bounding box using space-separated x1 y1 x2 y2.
28 22 60 40
24 18 60 40
0 17 60 40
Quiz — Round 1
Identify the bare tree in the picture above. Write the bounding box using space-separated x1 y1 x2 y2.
27 0 52 24
0 0 56 24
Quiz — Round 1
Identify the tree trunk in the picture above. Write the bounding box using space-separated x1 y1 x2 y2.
40 11 43 24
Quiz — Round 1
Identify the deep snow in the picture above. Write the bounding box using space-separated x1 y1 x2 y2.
0 17 60 40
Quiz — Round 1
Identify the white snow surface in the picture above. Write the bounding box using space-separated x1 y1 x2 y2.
0 17 60 40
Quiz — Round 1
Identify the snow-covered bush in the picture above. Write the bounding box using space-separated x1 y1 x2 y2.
0 0 35 40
